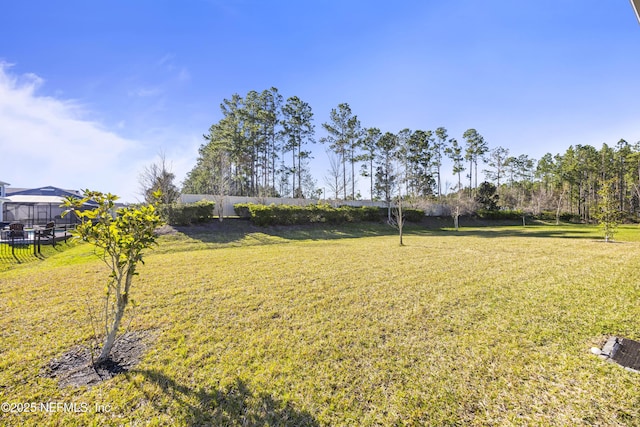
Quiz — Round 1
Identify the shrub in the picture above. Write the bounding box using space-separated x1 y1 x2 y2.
476 209 523 220
360 206 383 222
559 212 582 223
159 201 215 225
233 203 252 219
233 203 387 226
537 211 557 221
245 204 276 226
532 211 582 223
403 208 425 223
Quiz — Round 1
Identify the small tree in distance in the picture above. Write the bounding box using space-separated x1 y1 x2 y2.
389 192 405 246
63 190 164 365
139 152 180 205
594 179 622 242
475 181 499 211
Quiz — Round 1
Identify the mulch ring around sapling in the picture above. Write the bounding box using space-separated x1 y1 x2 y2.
42 330 157 388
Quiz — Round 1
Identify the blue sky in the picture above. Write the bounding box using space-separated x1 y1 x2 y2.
1 1 639 201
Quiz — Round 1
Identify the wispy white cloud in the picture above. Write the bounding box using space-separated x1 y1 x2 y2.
124 55 190 108
177 68 190 83
128 87 163 98
156 53 190 83
157 54 175 69
0 64 148 201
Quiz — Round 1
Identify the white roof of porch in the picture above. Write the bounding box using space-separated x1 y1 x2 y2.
6 195 66 204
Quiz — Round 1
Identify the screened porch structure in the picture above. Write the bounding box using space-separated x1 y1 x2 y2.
2 186 97 227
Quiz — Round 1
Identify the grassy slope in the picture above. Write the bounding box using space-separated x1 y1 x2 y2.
1 223 640 426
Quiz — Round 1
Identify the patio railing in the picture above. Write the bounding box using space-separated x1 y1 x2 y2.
0 225 74 263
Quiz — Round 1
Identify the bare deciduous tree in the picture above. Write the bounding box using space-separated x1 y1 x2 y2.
324 149 347 201
139 152 180 205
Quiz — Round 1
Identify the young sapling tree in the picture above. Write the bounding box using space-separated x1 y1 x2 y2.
389 193 405 246
594 179 622 242
452 205 460 231
388 169 406 246
63 190 163 365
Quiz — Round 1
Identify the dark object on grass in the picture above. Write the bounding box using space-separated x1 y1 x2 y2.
593 336 640 373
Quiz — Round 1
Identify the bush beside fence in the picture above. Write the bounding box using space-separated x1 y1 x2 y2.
402 208 426 223
234 203 425 226
158 201 215 226
477 209 584 223
475 209 524 220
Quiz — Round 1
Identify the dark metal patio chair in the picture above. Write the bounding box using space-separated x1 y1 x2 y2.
9 223 25 239
36 221 56 247
8 223 28 247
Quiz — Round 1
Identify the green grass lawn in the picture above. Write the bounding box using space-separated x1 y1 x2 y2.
1 222 640 426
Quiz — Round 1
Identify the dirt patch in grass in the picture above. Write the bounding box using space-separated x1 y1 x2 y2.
155 224 179 236
42 330 157 388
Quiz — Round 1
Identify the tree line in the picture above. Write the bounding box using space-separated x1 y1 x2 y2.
529 141 640 221
181 88 487 201
182 88 316 199
181 87 640 220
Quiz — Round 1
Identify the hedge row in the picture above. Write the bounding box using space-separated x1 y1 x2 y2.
537 211 582 223
402 208 427 223
477 209 583 222
234 203 425 226
475 209 525 220
158 201 215 225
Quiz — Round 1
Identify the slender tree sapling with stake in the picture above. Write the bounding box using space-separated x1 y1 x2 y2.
389 192 405 246
594 178 622 242
62 190 163 365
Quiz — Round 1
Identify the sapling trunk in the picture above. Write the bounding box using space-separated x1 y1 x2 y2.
97 298 126 364
398 198 404 246
216 197 224 222
96 267 133 365
555 188 565 225
453 205 460 231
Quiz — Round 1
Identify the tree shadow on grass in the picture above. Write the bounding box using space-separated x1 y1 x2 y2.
166 219 398 247
436 227 596 240
162 218 601 251
127 369 319 426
